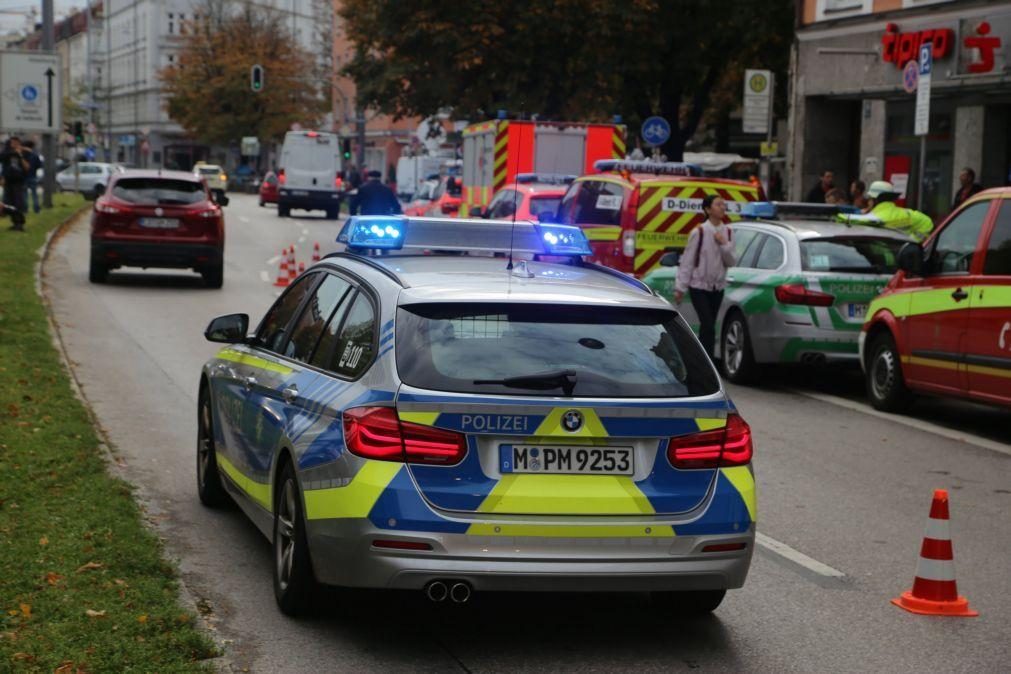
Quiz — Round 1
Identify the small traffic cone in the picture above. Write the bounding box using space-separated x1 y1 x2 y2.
312 242 321 262
287 246 297 282
892 489 977 617
298 262 305 274
272 249 290 287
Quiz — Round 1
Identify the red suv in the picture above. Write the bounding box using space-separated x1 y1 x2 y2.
90 171 227 287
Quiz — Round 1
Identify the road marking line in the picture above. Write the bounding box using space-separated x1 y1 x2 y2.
791 390 1011 457
239 216 250 223
756 532 845 578
266 255 281 265
259 270 270 283
302 228 309 236
298 236 306 243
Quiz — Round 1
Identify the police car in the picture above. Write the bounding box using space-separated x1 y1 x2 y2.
198 217 756 616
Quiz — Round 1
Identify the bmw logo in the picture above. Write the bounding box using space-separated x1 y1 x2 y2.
562 410 583 432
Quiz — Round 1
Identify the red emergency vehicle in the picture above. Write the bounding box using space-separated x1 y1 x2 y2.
862 187 1011 410
460 119 626 218
476 173 573 220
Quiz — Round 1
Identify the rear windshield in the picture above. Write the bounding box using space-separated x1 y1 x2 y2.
529 195 562 218
197 167 219 175
559 180 625 226
111 178 206 205
396 303 719 398
800 237 905 274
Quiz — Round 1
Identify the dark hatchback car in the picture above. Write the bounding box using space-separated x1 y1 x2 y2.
89 170 227 287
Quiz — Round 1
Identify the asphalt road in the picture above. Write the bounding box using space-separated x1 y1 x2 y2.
43 194 1010 672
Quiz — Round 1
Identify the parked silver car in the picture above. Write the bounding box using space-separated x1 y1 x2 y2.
56 162 121 198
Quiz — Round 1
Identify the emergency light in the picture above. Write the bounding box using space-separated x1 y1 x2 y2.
594 160 702 177
534 223 592 256
741 201 862 220
339 216 408 250
515 173 577 185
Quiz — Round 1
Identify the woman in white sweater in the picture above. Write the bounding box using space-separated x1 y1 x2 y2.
673 194 737 360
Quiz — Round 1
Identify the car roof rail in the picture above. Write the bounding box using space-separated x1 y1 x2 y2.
322 252 408 287
741 201 860 221
579 261 653 295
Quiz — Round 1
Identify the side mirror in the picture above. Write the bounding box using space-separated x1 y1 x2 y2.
204 313 249 343
216 194 230 207
897 242 924 277
86 184 104 201
659 251 680 267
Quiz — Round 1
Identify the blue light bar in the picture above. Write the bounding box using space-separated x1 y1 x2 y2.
515 173 577 185
533 223 592 256
593 159 702 177
338 216 408 249
740 202 777 219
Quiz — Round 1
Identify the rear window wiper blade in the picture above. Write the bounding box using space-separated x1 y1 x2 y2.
474 369 577 396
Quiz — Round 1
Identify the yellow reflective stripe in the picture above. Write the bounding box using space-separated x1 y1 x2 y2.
399 412 440 426
644 209 693 234
477 474 655 515
466 522 674 537
696 418 727 431
532 407 608 437
217 348 293 376
720 466 756 523
903 355 960 371
966 363 1011 379
974 285 1011 308
303 461 402 520
871 287 971 319
216 452 272 511
583 226 621 241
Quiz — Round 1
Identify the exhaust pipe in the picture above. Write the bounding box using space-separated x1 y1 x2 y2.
450 582 472 604
425 580 448 602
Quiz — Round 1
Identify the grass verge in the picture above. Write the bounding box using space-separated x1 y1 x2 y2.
0 195 217 672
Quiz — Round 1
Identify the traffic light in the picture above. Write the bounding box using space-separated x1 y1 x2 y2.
342 138 351 160
73 121 83 143
250 64 264 93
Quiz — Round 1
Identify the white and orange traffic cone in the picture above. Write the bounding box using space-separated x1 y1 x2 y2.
287 246 297 282
312 242 321 262
298 262 305 274
892 489 977 617
272 249 290 287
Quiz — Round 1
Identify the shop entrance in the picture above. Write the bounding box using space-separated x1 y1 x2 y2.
886 99 953 221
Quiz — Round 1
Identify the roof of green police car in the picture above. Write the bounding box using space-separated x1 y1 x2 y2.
326 254 668 308
741 218 915 241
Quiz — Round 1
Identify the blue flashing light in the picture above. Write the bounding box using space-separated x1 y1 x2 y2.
533 223 592 256
339 216 408 249
837 205 860 215
740 202 777 219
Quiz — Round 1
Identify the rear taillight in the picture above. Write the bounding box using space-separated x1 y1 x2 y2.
774 284 835 307
278 169 286 185
95 202 120 214
622 229 636 257
194 207 221 219
343 407 467 466
335 176 343 189
668 413 753 469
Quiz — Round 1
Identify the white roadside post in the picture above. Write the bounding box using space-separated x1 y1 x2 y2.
914 42 932 211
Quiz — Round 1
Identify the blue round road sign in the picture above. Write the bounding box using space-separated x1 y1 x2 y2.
20 85 39 103
641 116 671 146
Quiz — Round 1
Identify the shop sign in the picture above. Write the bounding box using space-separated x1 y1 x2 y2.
881 23 954 69
960 18 1006 75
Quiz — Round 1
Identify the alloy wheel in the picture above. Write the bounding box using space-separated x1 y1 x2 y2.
724 320 744 374
275 479 297 592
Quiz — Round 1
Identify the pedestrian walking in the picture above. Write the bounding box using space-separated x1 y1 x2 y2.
23 140 42 214
836 180 933 241
805 170 834 203
674 195 736 361
1 137 31 231
951 167 983 211
850 180 869 210
350 170 401 216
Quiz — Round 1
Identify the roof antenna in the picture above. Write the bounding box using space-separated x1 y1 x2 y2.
506 113 525 271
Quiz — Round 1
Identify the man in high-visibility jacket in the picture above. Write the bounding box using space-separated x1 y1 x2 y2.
836 180 934 241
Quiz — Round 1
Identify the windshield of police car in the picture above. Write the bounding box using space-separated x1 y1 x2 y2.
800 237 904 274
396 303 718 398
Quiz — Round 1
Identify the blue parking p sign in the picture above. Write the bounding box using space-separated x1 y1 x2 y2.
919 42 932 76
641 116 671 147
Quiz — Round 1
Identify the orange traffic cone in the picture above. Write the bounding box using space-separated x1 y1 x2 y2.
287 246 297 282
312 242 321 262
298 262 305 274
892 489 978 617
272 249 290 287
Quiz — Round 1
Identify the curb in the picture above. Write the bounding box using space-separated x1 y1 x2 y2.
35 208 234 672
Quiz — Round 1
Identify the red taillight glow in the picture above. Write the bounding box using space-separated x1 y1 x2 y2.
372 539 433 551
335 176 343 189
702 542 747 553
667 413 753 469
774 283 835 307
95 202 121 214
278 169 286 185
343 407 467 465
194 207 221 219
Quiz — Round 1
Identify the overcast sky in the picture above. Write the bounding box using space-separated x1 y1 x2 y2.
0 1 83 36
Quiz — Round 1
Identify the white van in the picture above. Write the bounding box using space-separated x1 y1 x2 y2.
395 155 443 200
277 130 345 219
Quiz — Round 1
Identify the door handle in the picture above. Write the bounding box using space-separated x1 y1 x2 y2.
951 288 968 302
282 385 298 403
244 376 257 390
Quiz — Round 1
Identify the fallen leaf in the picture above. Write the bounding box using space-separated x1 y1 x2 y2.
137 614 147 624
84 609 106 618
113 579 127 587
19 603 31 619
11 652 34 662
75 561 103 573
38 535 48 546
54 662 75 674
45 572 63 586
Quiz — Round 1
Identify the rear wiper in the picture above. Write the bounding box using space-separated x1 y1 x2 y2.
475 369 577 396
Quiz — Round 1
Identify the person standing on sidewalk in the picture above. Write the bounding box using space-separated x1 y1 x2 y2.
674 195 736 360
1 137 30 231
23 140 42 214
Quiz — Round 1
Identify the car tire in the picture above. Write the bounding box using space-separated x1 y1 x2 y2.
278 204 290 218
650 589 726 615
720 312 759 384
866 332 912 412
273 461 318 616
196 386 229 508
326 208 339 220
88 254 108 283
259 198 265 207
202 263 224 289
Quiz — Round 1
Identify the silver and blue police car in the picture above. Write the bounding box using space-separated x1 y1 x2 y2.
198 217 756 616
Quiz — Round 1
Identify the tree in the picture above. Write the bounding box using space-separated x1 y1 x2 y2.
339 0 794 159
160 0 323 146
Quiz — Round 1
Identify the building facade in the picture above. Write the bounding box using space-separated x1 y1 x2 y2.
790 0 1010 219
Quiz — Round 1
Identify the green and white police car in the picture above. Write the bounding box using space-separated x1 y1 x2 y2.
643 203 914 383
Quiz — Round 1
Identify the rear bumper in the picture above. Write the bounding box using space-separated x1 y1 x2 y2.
307 519 754 592
279 188 343 211
732 311 862 364
92 240 222 270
